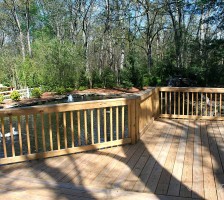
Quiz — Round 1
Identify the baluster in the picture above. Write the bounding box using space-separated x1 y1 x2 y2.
63 112 67 149
210 93 212 116
116 107 119 140
215 93 217 116
165 92 167 114
84 110 88 145
160 92 163 114
122 106 125 139
192 93 194 116
174 92 176 115
41 113 46 152
91 110 94 144
1 117 7 158
25 115 31 154
220 94 222 117
17 116 23 155
187 92 189 116
169 92 172 114
206 93 208 116
196 93 198 116
70 111 74 147
48 113 53 151
182 92 185 115
33 114 38 153
9 116 15 157
104 108 107 142
56 113 60 150
77 111 81 146
110 107 113 141
178 92 180 115
201 93 203 116
97 109 100 143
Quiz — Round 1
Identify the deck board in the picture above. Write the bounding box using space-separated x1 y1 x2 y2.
1 119 224 199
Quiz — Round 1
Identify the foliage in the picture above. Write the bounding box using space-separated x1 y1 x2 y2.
55 87 66 95
10 91 21 101
78 86 88 91
0 0 223 90
31 88 42 98
0 94 4 103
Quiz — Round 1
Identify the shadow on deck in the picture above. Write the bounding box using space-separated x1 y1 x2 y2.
0 119 224 200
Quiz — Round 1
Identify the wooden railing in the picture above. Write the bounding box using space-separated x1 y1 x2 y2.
0 88 158 164
159 87 224 120
3 86 224 164
0 88 31 99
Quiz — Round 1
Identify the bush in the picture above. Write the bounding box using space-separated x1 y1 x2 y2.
0 94 4 103
56 87 66 95
10 91 21 101
31 88 42 98
78 86 88 91
65 87 73 93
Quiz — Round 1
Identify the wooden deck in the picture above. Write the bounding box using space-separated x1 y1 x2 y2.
1 119 224 200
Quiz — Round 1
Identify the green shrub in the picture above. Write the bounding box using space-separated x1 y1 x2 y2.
65 87 73 93
31 87 42 98
0 94 4 103
120 81 133 89
10 91 21 101
78 86 88 91
56 87 66 95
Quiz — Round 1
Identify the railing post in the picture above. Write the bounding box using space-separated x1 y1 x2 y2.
135 97 140 141
153 87 160 118
129 98 139 144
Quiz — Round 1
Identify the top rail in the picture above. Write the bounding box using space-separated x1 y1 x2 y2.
159 87 224 93
0 88 158 165
158 87 224 120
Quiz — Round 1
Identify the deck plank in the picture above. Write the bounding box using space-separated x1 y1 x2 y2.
179 120 194 198
201 121 217 200
212 121 224 200
132 120 173 192
1 119 223 200
155 120 180 195
191 121 204 199
167 120 188 196
121 121 175 191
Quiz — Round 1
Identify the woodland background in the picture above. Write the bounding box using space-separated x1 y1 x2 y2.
0 0 224 91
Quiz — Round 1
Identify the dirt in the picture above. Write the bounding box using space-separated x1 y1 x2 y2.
0 87 147 109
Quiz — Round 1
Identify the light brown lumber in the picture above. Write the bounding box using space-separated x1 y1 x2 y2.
132 120 173 192
143 120 177 193
155 120 180 195
206 121 224 200
179 120 194 198
191 121 204 199
201 121 217 200
167 120 188 196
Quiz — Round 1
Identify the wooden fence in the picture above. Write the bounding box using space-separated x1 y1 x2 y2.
0 88 31 99
159 87 224 120
0 88 158 164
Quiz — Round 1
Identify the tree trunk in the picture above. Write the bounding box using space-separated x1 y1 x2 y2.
147 43 152 74
12 0 26 61
26 0 32 57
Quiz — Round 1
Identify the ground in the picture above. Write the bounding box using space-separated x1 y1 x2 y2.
0 87 145 109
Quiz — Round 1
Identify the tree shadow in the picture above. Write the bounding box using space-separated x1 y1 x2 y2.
2 118 224 199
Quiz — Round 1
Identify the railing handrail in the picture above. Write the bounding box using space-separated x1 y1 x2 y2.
0 87 32 99
158 87 224 120
0 88 158 164
159 87 224 93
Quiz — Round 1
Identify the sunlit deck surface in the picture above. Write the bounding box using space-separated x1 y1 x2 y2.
1 119 224 200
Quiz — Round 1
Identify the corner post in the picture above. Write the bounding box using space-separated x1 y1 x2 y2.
129 98 139 144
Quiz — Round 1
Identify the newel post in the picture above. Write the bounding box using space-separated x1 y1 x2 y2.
153 87 160 118
129 97 140 144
